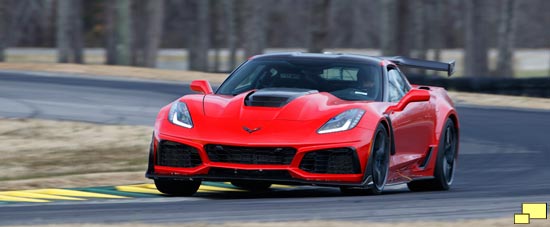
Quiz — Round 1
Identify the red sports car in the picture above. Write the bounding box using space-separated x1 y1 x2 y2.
146 53 459 196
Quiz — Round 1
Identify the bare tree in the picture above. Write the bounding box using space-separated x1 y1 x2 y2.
380 0 414 58
495 0 518 78
350 0 372 48
242 0 265 58
106 0 131 65
188 0 210 71
56 0 83 63
7 1 49 47
105 2 116 64
223 0 237 70
423 0 445 76
430 0 444 62
71 0 83 63
212 1 222 72
380 0 399 56
0 0 7 61
56 0 70 62
411 1 427 74
41 0 55 46
132 0 164 67
307 0 330 53
396 1 412 56
464 0 489 77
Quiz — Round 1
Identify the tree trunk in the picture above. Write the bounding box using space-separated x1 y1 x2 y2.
0 0 7 62
56 0 83 63
425 0 449 76
396 1 411 56
464 0 489 77
188 0 210 71
495 0 518 78
350 0 370 48
105 0 131 65
223 0 237 70
212 1 222 72
242 0 265 58
132 0 164 67
41 0 55 48
56 0 70 62
105 2 116 65
380 0 399 56
72 0 83 63
307 0 330 53
430 0 444 76
411 1 427 74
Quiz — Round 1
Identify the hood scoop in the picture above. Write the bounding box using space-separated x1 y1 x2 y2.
244 88 318 107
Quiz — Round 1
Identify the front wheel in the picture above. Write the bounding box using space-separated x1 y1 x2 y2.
341 124 390 195
408 119 458 191
154 179 201 196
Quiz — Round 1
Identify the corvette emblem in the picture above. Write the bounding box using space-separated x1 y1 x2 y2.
242 126 262 134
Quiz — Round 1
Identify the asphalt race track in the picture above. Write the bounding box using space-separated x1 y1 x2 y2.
0 72 549 225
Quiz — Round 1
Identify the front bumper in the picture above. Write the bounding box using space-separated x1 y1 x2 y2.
146 132 373 187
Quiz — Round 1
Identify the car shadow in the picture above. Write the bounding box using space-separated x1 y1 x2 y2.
186 185 412 200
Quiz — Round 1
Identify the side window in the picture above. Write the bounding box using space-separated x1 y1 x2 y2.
387 68 410 102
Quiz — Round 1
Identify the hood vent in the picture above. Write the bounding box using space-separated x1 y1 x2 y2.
244 88 318 107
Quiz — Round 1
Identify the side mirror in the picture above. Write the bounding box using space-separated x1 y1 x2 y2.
190 80 213 95
385 89 430 114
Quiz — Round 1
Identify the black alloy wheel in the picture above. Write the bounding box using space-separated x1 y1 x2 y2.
341 124 390 195
407 119 458 191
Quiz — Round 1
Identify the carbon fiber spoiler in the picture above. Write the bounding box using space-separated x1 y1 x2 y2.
383 56 455 77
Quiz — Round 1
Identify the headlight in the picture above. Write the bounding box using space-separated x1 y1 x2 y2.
317 109 365 134
168 101 193 128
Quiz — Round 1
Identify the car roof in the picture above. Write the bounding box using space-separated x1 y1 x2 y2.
251 52 383 65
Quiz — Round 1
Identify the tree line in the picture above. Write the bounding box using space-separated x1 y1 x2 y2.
0 0 548 77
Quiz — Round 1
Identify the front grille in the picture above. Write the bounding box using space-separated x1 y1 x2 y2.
208 168 292 180
299 148 360 174
157 141 202 167
205 145 296 165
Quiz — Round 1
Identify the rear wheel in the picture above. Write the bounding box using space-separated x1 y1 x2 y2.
341 124 390 195
154 179 201 196
408 119 457 191
231 180 272 191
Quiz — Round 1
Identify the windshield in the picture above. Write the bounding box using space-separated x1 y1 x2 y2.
217 59 383 101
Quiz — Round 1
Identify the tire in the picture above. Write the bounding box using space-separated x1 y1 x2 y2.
231 180 272 192
154 179 201 196
340 124 390 195
408 118 458 191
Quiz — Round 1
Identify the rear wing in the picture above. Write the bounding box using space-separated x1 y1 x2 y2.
383 56 455 77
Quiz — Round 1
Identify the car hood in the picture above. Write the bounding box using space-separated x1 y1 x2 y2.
158 88 383 145
202 88 361 121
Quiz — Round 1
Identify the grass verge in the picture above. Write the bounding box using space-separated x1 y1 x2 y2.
0 118 151 190
448 91 550 110
0 62 227 83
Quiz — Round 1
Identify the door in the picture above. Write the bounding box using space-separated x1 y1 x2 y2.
386 68 435 181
